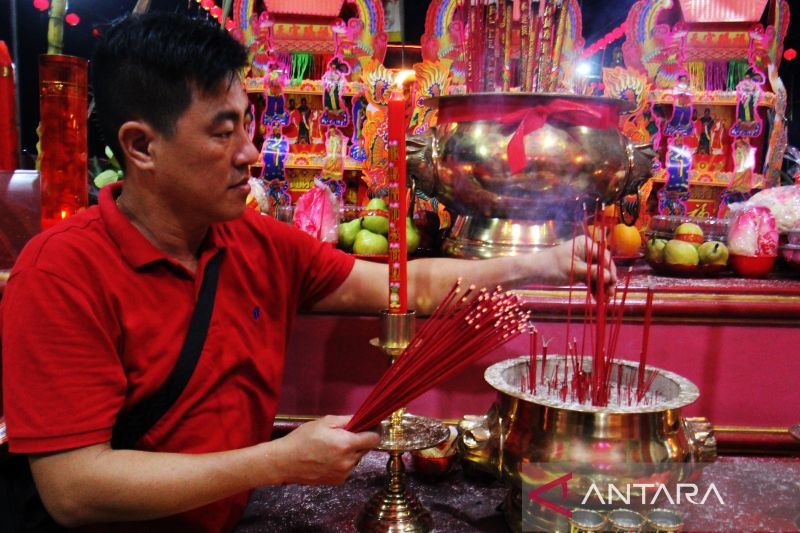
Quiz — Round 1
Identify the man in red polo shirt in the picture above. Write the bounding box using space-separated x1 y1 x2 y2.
0 13 615 532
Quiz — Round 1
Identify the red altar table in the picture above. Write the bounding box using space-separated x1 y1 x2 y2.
277 265 800 453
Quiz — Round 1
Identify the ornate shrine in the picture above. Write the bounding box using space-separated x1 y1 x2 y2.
233 0 388 209
605 0 790 220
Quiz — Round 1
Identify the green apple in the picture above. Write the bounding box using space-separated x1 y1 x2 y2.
674 222 704 248
353 229 389 255
698 241 729 266
646 238 668 264
338 217 362 251
362 197 389 235
406 217 420 254
664 239 699 267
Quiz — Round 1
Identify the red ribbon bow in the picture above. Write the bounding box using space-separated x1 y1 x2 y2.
438 98 619 175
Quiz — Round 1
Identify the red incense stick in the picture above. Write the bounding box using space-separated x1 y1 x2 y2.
637 288 654 399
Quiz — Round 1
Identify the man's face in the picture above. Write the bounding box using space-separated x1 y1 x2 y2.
149 79 259 224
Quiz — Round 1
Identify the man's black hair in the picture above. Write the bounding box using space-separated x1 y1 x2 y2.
91 12 249 166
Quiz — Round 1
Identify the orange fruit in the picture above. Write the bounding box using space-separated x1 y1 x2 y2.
610 223 642 257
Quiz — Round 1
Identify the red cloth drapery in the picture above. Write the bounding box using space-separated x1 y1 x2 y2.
0 41 19 171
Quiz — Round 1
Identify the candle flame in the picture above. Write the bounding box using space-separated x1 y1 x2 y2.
394 69 415 88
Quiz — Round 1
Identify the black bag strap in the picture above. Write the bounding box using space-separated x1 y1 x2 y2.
111 252 222 449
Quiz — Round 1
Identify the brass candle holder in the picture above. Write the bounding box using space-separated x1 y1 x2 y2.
355 310 450 533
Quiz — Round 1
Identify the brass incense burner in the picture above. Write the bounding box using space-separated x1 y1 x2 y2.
407 93 653 258
457 356 717 532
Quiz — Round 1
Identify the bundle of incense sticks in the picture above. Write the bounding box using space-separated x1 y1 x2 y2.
463 0 569 93
345 280 530 433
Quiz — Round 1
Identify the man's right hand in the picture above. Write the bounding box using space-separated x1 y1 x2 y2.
271 415 381 485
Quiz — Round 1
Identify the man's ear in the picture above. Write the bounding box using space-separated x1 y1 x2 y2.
118 121 157 171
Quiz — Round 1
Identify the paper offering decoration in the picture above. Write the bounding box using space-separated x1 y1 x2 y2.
350 93 369 161
663 73 695 137
259 121 289 181
658 133 693 216
321 127 346 182
408 60 450 135
321 56 351 127
266 178 291 213
718 137 757 217
730 67 765 138
246 104 256 141
360 61 393 191
261 57 290 127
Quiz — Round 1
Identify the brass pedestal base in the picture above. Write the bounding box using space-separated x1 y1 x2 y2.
354 414 449 533
355 451 434 533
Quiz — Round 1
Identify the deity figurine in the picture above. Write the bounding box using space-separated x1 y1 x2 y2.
309 109 324 148
663 74 694 137
321 57 351 127
730 68 764 137
696 108 713 155
658 133 693 216
710 117 727 156
282 98 299 144
295 97 311 145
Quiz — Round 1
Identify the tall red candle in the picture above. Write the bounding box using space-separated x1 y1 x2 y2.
39 54 88 231
387 73 411 314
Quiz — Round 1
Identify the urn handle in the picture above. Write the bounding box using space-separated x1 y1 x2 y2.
458 415 492 450
682 416 718 463
457 413 501 480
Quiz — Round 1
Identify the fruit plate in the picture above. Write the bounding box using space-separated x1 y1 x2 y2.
648 215 729 242
646 259 728 277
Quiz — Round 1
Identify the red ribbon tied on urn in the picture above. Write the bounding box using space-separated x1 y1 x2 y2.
437 97 620 175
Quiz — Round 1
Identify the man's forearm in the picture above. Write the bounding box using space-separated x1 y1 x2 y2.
31 441 279 527
408 255 541 315
29 415 378 528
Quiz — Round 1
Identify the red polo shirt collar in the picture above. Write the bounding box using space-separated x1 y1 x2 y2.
99 181 226 272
